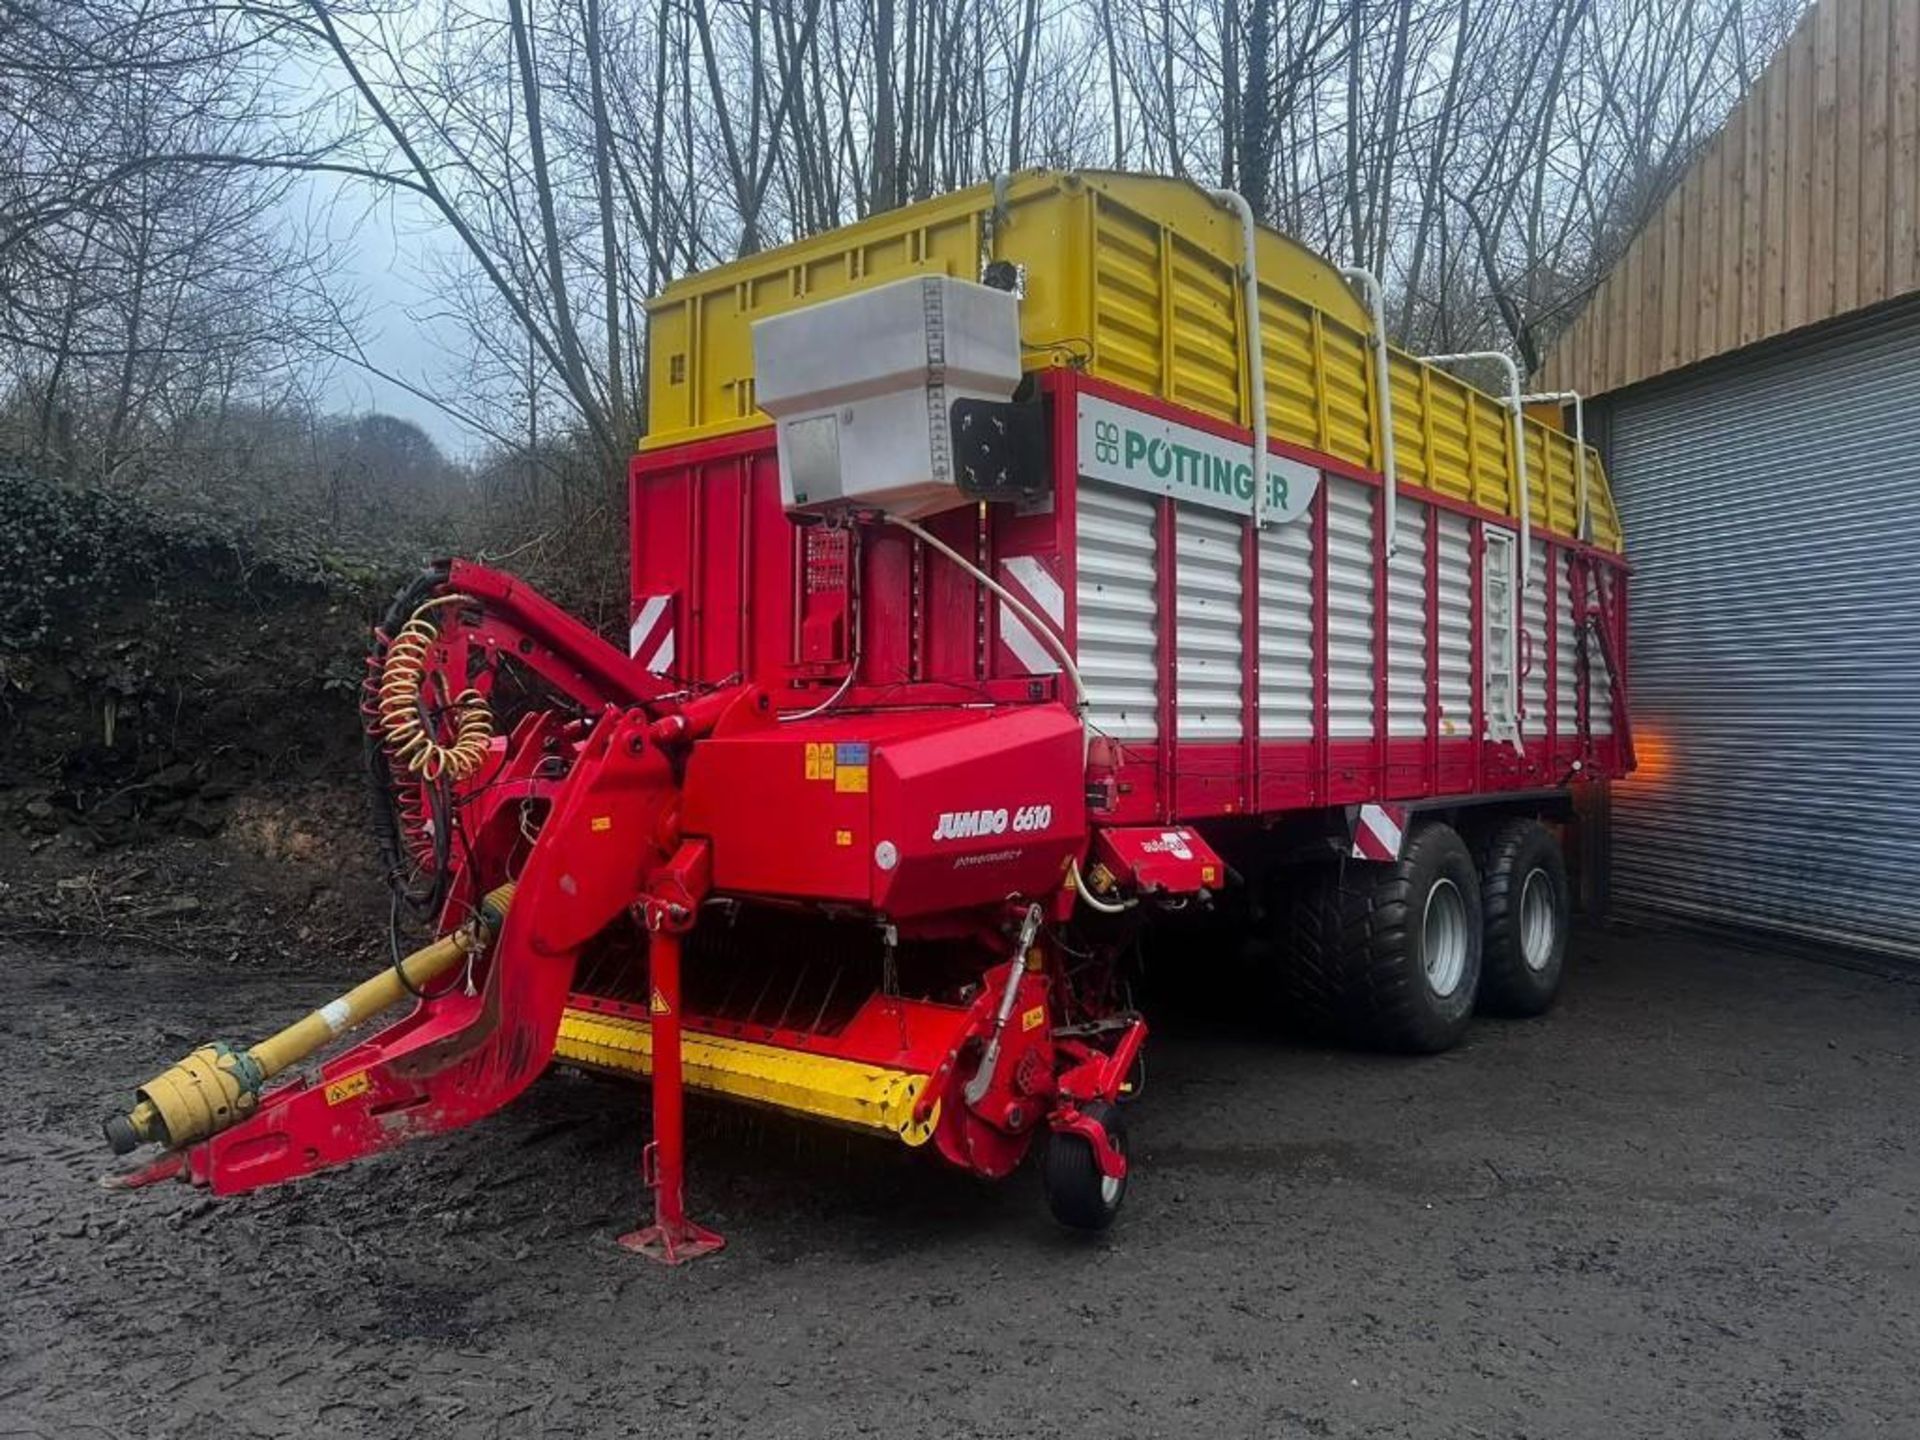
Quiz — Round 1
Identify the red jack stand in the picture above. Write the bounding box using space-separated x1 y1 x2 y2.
618 844 724 1265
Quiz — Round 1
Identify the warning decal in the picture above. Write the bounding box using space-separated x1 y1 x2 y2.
324 1071 371 1106
833 742 870 794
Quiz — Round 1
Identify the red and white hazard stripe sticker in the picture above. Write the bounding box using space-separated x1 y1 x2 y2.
996 554 1065 675
1350 802 1408 861
628 593 676 675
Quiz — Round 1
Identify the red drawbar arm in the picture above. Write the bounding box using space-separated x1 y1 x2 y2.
445 559 673 711
177 709 680 1194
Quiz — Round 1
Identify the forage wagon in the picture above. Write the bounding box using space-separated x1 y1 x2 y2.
106 171 1632 1259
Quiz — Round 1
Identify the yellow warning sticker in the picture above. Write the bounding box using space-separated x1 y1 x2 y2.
590 815 612 833
804 742 835 781
1020 1005 1046 1033
834 829 854 847
324 1071 371 1106
650 988 671 1016
831 742 869 792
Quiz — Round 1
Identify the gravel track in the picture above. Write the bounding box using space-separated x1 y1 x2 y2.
4 923 1916 1438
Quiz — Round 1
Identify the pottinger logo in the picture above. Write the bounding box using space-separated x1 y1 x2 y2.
1076 393 1320 525
931 804 1053 842
1140 830 1194 859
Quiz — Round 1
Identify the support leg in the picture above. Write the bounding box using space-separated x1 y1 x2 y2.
618 897 724 1264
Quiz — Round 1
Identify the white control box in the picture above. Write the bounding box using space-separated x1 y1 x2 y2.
751 275 1023 519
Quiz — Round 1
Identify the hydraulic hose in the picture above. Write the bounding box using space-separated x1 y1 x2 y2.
881 512 1089 722
883 514 1112 909
1068 856 1134 915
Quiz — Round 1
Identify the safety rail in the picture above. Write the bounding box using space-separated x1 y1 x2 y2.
1207 187 1271 530
1419 351 1530 584
1341 266 1399 556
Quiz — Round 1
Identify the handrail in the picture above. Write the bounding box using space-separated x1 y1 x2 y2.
1419 351 1530 585
1207 188 1271 528
1340 266 1399 557
1519 389 1588 543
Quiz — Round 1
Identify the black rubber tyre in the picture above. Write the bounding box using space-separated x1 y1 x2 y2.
1282 821 1483 1054
1473 818 1570 1017
1042 1101 1128 1232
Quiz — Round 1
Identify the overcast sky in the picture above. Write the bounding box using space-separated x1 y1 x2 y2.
313 178 481 458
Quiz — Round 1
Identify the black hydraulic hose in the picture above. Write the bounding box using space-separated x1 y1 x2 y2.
390 778 472 1002
366 564 453 918
367 566 509 1007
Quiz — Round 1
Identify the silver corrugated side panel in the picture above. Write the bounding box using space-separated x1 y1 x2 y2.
1521 537 1549 741
1076 482 1160 740
1606 297 1920 960
1554 552 1578 736
1435 510 1473 738
1257 505 1316 739
1174 506 1244 740
1325 475 1377 738
1387 501 1428 737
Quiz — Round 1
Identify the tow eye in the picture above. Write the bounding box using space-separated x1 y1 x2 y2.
104 883 515 1156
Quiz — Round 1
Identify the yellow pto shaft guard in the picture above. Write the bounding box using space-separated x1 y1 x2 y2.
104 882 515 1155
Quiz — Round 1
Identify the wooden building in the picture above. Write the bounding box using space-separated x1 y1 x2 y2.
1536 0 1920 960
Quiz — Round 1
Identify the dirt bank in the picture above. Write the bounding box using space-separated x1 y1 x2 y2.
3 922 1916 1438
0 468 394 962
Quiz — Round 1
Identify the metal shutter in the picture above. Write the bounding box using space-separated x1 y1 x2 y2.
1076 482 1160 740
1606 297 1920 960
1173 505 1244 740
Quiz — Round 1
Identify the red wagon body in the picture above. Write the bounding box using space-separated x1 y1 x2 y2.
108 173 1633 1255
630 367 1631 846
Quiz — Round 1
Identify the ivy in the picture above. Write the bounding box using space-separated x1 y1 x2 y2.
0 466 392 655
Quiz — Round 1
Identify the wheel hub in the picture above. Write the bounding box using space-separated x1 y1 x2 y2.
1519 868 1557 971
1422 878 1469 998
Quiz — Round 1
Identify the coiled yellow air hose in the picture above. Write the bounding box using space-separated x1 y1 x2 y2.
377 593 494 782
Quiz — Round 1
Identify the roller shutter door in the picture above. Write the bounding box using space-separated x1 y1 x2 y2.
1606 297 1920 960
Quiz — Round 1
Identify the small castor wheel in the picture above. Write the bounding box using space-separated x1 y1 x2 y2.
1043 1100 1128 1232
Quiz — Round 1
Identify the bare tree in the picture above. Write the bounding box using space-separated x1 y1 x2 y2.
1 0 353 485
8 0 1811 520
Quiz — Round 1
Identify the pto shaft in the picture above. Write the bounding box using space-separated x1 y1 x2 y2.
104 883 515 1155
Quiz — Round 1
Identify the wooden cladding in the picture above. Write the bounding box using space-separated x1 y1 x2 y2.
1537 0 1920 397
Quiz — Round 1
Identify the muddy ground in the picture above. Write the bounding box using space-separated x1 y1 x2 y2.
3 921 1916 1439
